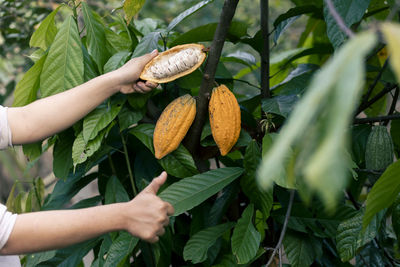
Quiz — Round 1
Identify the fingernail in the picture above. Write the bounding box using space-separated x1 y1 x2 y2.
151 49 158 55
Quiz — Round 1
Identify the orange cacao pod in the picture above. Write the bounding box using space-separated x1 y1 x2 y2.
153 94 196 159
140 44 206 83
209 85 241 156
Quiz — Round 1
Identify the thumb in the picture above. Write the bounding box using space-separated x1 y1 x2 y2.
144 171 167 194
135 49 158 68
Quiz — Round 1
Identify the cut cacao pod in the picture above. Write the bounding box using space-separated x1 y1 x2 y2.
365 125 394 170
209 84 241 156
153 94 196 159
140 44 206 83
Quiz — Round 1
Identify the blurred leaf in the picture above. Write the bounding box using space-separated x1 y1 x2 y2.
105 176 130 204
159 167 244 216
391 115 400 157
392 194 400 241
82 3 110 72
13 54 46 107
40 16 83 97
336 209 384 262
53 129 74 179
30 6 61 50
274 16 300 44
257 32 376 208
381 23 400 84
166 0 214 32
323 0 371 49
231 204 261 264
104 232 139 267
26 250 57 267
22 142 43 161
283 231 322 267
241 140 273 217
356 243 387 267
104 51 131 73
363 160 400 228
183 222 235 264
350 125 371 165
123 0 145 24
221 51 256 68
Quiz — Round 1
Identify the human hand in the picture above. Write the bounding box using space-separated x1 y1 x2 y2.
122 171 174 243
112 49 159 94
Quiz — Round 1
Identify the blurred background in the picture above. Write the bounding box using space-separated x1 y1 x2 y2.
0 0 300 202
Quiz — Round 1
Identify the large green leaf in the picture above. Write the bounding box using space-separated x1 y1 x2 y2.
363 160 400 228
132 31 161 58
257 32 377 208
40 16 83 98
241 140 273 217
159 167 244 216
81 3 110 72
283 231 322 267
183 222 235 264
123 0 145 24
105 176 130 204
13 54 46 107
104 232 139 267
29 6 61 50
104 51 131 73
83 100 124 143
336 209 384 262
231 204 261 264
261 95 299 118
130 124 197 178
26 250 57 267
166 0 214 32
323 0 371 49
53 129 74 179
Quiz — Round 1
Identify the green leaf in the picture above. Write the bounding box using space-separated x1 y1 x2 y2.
166 0 214 32
83 100 124 143
231 204 261 264
391 115 400 157
26 250 57 267
336 209 384 262
241 140 273 217
283 231 322 267
82 44 98 82
323 0 371 49
159 167 244 216
183 222 235 264
381 23 400 85
40 16 83 98
257 32 377 209
104 51 131 73
261 95 299 118
29 6 61 50
170 21 248 46
363 160 400 228
105 176 130 204
132 31 161 58
53 129 74 179
123 0 145 24
393 194 400 241
13 54 46 107
118 105 144 131
104 232 138 267
130 123 155 153
356 243 387 266
81 3 110 72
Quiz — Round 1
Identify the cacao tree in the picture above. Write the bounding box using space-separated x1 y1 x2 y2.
5 0 400 266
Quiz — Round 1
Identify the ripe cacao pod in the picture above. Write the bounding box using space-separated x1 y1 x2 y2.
209 84 241 156
140 44 206 83
153 94 196 159
365 125 394 170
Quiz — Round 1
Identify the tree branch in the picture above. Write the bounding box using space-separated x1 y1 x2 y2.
384 87 399 126
356 84 397 114
324 0 355 38
266 190 295 267
353 113 400 124
260 0 270 98
184 0 240 159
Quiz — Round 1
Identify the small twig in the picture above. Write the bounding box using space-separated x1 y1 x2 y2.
233 79 261 89
260 0 270 98
266 190 295 267
354 168 384 176
353 114 400 124
361 59 389 108
356 84 397 114
120 133 138 196
384 87 399 126
324 0 355 38
279 246 283 267
215 157 220 168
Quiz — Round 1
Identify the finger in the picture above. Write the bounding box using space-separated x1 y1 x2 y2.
166 203 174 216
145 81 158 88
136 81 150 92
148 236 159 243
156 227 165 236
133 83 146 93
135 49 159 69
162 216 170 226
144 171 167 194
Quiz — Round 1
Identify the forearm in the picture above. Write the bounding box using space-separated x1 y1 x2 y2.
0 203 126 255
8 71 120 145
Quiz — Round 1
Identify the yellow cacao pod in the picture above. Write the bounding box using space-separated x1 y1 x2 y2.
209 85 241 156
153 94 196 159
140 44 206 83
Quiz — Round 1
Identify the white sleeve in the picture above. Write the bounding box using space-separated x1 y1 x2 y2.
0 204 17 250
0 105 13 150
